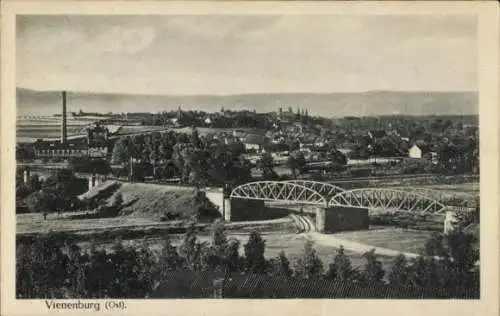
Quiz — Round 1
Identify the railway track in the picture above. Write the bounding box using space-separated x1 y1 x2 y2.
328 173 478 184
289 214 316 233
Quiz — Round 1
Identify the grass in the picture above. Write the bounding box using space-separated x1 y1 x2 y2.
17 182 197 233
16 214 160 235
330 226 434 254
71 230 399 274
116 183 196 219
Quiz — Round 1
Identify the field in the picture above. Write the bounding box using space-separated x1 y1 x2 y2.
412 182 479 194
326 227 435 254
17 117 92 142
386 182 479 204
90 232 403 271
16 116 266 143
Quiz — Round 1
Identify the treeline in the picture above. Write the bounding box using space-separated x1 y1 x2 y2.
17 223 479 299
127 109 275 130
110 128 253 186
16 169 88 214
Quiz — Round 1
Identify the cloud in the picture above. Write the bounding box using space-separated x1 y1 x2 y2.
16 15 477 94
95 25 156 54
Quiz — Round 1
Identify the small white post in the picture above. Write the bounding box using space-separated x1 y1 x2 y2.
23 169 30 185
444 209 458 235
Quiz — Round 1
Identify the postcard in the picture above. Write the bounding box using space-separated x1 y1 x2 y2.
1 1 498 316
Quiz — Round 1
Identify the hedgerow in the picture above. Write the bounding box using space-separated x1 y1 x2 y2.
16 225 479 299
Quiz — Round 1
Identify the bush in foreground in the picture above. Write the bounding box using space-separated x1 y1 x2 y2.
16 228 479 299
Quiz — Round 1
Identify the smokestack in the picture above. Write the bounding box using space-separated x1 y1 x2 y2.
61 91 67 144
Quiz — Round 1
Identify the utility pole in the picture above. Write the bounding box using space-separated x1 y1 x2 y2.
129 156 133 183
222 183 232 221
222 197 226 220
222 183 228 220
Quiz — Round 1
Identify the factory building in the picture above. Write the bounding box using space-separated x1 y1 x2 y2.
31 91 110 161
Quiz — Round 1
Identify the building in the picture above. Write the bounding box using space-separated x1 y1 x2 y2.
408 142 437 163
368 130 387 140
33 139 88 159
86 123 109 159
33 123 110 160
31 91 110 161
239 134 265 153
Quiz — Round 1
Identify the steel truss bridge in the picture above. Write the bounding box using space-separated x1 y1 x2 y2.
229 181 470 213
230 181 327 206
328 188 447 213
281 180 345 199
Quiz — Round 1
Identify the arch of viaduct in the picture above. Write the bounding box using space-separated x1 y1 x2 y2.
230 180 459 214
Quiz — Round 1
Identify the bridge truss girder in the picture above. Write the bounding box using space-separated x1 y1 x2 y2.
328 188 447 213
281 180 345 199
230 181 327 206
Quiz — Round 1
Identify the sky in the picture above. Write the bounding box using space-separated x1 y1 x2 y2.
16 15 477 95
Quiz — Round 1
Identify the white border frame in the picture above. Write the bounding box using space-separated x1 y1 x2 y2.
2 2 498 316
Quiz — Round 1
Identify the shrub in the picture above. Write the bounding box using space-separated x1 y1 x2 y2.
113 192 124 207
244 231 267 273
293 240 324 279
15 229 480 299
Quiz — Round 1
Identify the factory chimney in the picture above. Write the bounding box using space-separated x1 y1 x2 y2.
61 91 67 144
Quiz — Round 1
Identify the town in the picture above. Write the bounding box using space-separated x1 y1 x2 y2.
16 91 479 186
13 13 481 301
15 90 479 299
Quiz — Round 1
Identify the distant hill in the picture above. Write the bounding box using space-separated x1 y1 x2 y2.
16 87 478 118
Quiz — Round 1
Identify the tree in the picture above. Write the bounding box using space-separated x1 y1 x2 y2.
360 249 385 285
171 143 189 184
327 148 347 166
16 184 30 201
423 231 479 292
287 156 299 179
113 192 124 207
258 152 278 180
141 141 152 164
111 137 130 164
25 190 56 213
190 127 203 149
156 236 183 276
388 254 410 287
210 220 228 249
27 174 42 193
16 146 35 161
43 168 83 197
408 255 440 291
149 144 159 179
178 224 207 271
268 251 293 277
437 144 459 172
295 152 306 174
294 240 323 279
244 231 267 273
325 245 357 282
226 238 243 273
187 149 210 187
231 156 253 185
131 134 146 161
203 220 229 271
202 220 244 273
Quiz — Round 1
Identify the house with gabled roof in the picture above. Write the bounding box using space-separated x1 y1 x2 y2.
408 140 437 163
